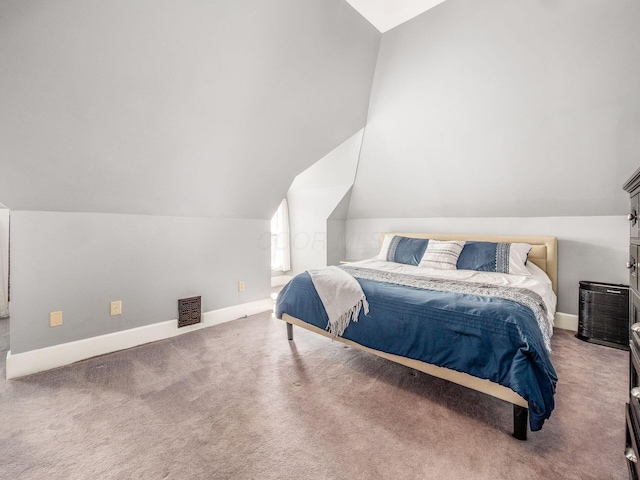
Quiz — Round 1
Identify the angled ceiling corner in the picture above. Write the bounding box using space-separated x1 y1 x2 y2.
344 0 448 32
328 187 353 221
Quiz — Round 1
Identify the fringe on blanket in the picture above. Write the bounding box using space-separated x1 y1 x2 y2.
327 296 369 339
307 265 369 339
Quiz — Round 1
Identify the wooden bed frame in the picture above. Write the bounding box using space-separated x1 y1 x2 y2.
281 233 558 440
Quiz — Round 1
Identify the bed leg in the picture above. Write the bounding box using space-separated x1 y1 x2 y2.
286 322 293 341
513 405 528 441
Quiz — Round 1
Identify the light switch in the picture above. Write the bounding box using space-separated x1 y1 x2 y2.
50 311 63 327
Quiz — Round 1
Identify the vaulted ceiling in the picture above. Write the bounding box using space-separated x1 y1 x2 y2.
3 0 637 222
0 0 380 219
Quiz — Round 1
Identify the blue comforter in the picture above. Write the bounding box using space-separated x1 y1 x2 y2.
275 271 557 431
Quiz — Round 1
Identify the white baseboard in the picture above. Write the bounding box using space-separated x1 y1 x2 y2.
6 297 273 380
5 302 578 380
554 312 578 332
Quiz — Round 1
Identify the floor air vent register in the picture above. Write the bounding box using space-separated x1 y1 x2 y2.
178 296 202 328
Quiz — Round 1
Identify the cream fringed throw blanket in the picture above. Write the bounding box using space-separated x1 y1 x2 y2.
307 266 369 338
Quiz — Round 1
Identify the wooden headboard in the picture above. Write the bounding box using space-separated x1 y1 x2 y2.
382 233 558 295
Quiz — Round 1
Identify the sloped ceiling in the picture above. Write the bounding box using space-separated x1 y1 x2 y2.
0 0 380 219
345 0 447 32
348 0 640 218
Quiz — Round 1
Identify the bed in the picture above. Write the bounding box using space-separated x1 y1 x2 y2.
275 233 558 440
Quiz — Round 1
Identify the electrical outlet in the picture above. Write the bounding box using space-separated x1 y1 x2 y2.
110 300 122 316
50 311 63 327
238 281 245 292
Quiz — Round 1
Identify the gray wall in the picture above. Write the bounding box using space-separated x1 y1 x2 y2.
349 0 640 218
10 211 270 354
1 0 381 355
345 0 640 315
327 189 354 266
345 216 628 315
0 207 8 317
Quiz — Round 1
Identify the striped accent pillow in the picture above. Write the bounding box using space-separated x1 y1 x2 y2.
419 240 466 270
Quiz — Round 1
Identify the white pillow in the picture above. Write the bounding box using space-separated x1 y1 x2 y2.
506 243 532 276
376 234 394 261
419 240 466 270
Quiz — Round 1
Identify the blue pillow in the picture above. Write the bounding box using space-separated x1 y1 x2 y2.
382 236 429 266
457 241 531 275
457 242 502 272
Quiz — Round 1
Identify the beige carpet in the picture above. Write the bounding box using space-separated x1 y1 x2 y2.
0 312 629 479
